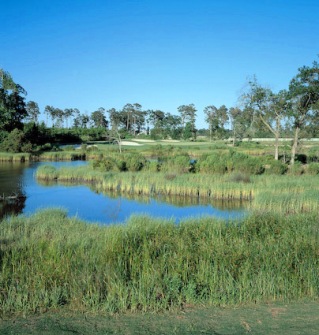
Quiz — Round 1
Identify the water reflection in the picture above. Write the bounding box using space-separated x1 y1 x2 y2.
0 162 27 218
0 161 247 224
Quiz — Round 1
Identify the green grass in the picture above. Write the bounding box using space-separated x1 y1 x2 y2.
0 152 31 162
0 209 318 316
38 151 86 161
0 300 319 334
35 164 319 213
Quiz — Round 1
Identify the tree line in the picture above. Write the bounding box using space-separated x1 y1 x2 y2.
1 58 319 164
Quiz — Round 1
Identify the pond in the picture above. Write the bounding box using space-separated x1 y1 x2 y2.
0 161 247 224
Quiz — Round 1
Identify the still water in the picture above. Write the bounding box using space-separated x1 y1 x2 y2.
0 161 246 224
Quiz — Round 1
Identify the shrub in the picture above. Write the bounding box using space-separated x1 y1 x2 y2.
265 160 288 175
307 146 319 162
160 154 192 174
124 153 146 172
198 154 227 174
288 162 304 175
93 157 119 172
305 162 319 175
235 157 265 175
0 128 32 153
145 160 160 173
198 151 264 175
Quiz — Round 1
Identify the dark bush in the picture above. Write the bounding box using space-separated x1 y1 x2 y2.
160 154 192 174
124 153 146 172
0 128 32 153
93 156 119 172
296 153 307 164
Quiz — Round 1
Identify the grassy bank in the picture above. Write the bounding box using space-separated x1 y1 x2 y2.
0 150 99 162
1 300 319 334
36 164 319 213
0 152 32 162
0 209 318 316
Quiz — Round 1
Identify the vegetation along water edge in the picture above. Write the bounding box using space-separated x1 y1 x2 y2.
0 208 318 316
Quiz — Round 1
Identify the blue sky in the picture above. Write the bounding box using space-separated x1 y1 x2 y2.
1 0 318 128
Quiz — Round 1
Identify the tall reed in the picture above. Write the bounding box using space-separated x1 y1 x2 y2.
0 209 318 315
35 164 319 214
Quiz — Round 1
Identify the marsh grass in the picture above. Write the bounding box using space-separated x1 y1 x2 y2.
0 209 318 316
35 164 319 213
38 151 86 161
0 153 31 162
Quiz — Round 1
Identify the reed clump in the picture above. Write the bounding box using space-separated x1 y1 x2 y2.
38 151 86 161
35 164 319 213
0 153 31 162
0 209 318 315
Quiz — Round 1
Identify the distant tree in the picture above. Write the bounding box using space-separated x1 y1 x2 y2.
44 105 56 126
26 101 40 123
163 113 182 139
80 114 90 129
229 107 243 145
288 60 319 164
122 103 134 132
204 105 217 141
91 107 108 128
147 109 165 138
182 122 193 140
64 108 74 128
177 104 197 140
121 103 145 135
204 105 228 140
228 106 256 145
54 108 64 128
72 108 81 128
241 77 289 160
107 108 121 130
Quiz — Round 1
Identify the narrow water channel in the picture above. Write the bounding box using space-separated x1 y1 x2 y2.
0 161 247 224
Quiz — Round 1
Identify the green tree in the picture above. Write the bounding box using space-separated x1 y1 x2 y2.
0 69 27 132
54 108 64 128
177 104 197 140
44 105 56 126
91 107 108 128
288 60 319 164
204 105 217 141
107 108 121 130
72 108 81 128
26 101 40 123
241 77 289 160
64 108 74 128
204 105 229 141
147 109 166 138
0 128 32 153
162 113 182 139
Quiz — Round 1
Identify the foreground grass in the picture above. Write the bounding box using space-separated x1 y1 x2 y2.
1 300 319 334
0 209 318 316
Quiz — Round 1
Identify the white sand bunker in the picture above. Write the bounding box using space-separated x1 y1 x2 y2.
120 141 142 146
132 139 156 143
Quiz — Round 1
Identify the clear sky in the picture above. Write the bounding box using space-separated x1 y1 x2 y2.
1 0 318 128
